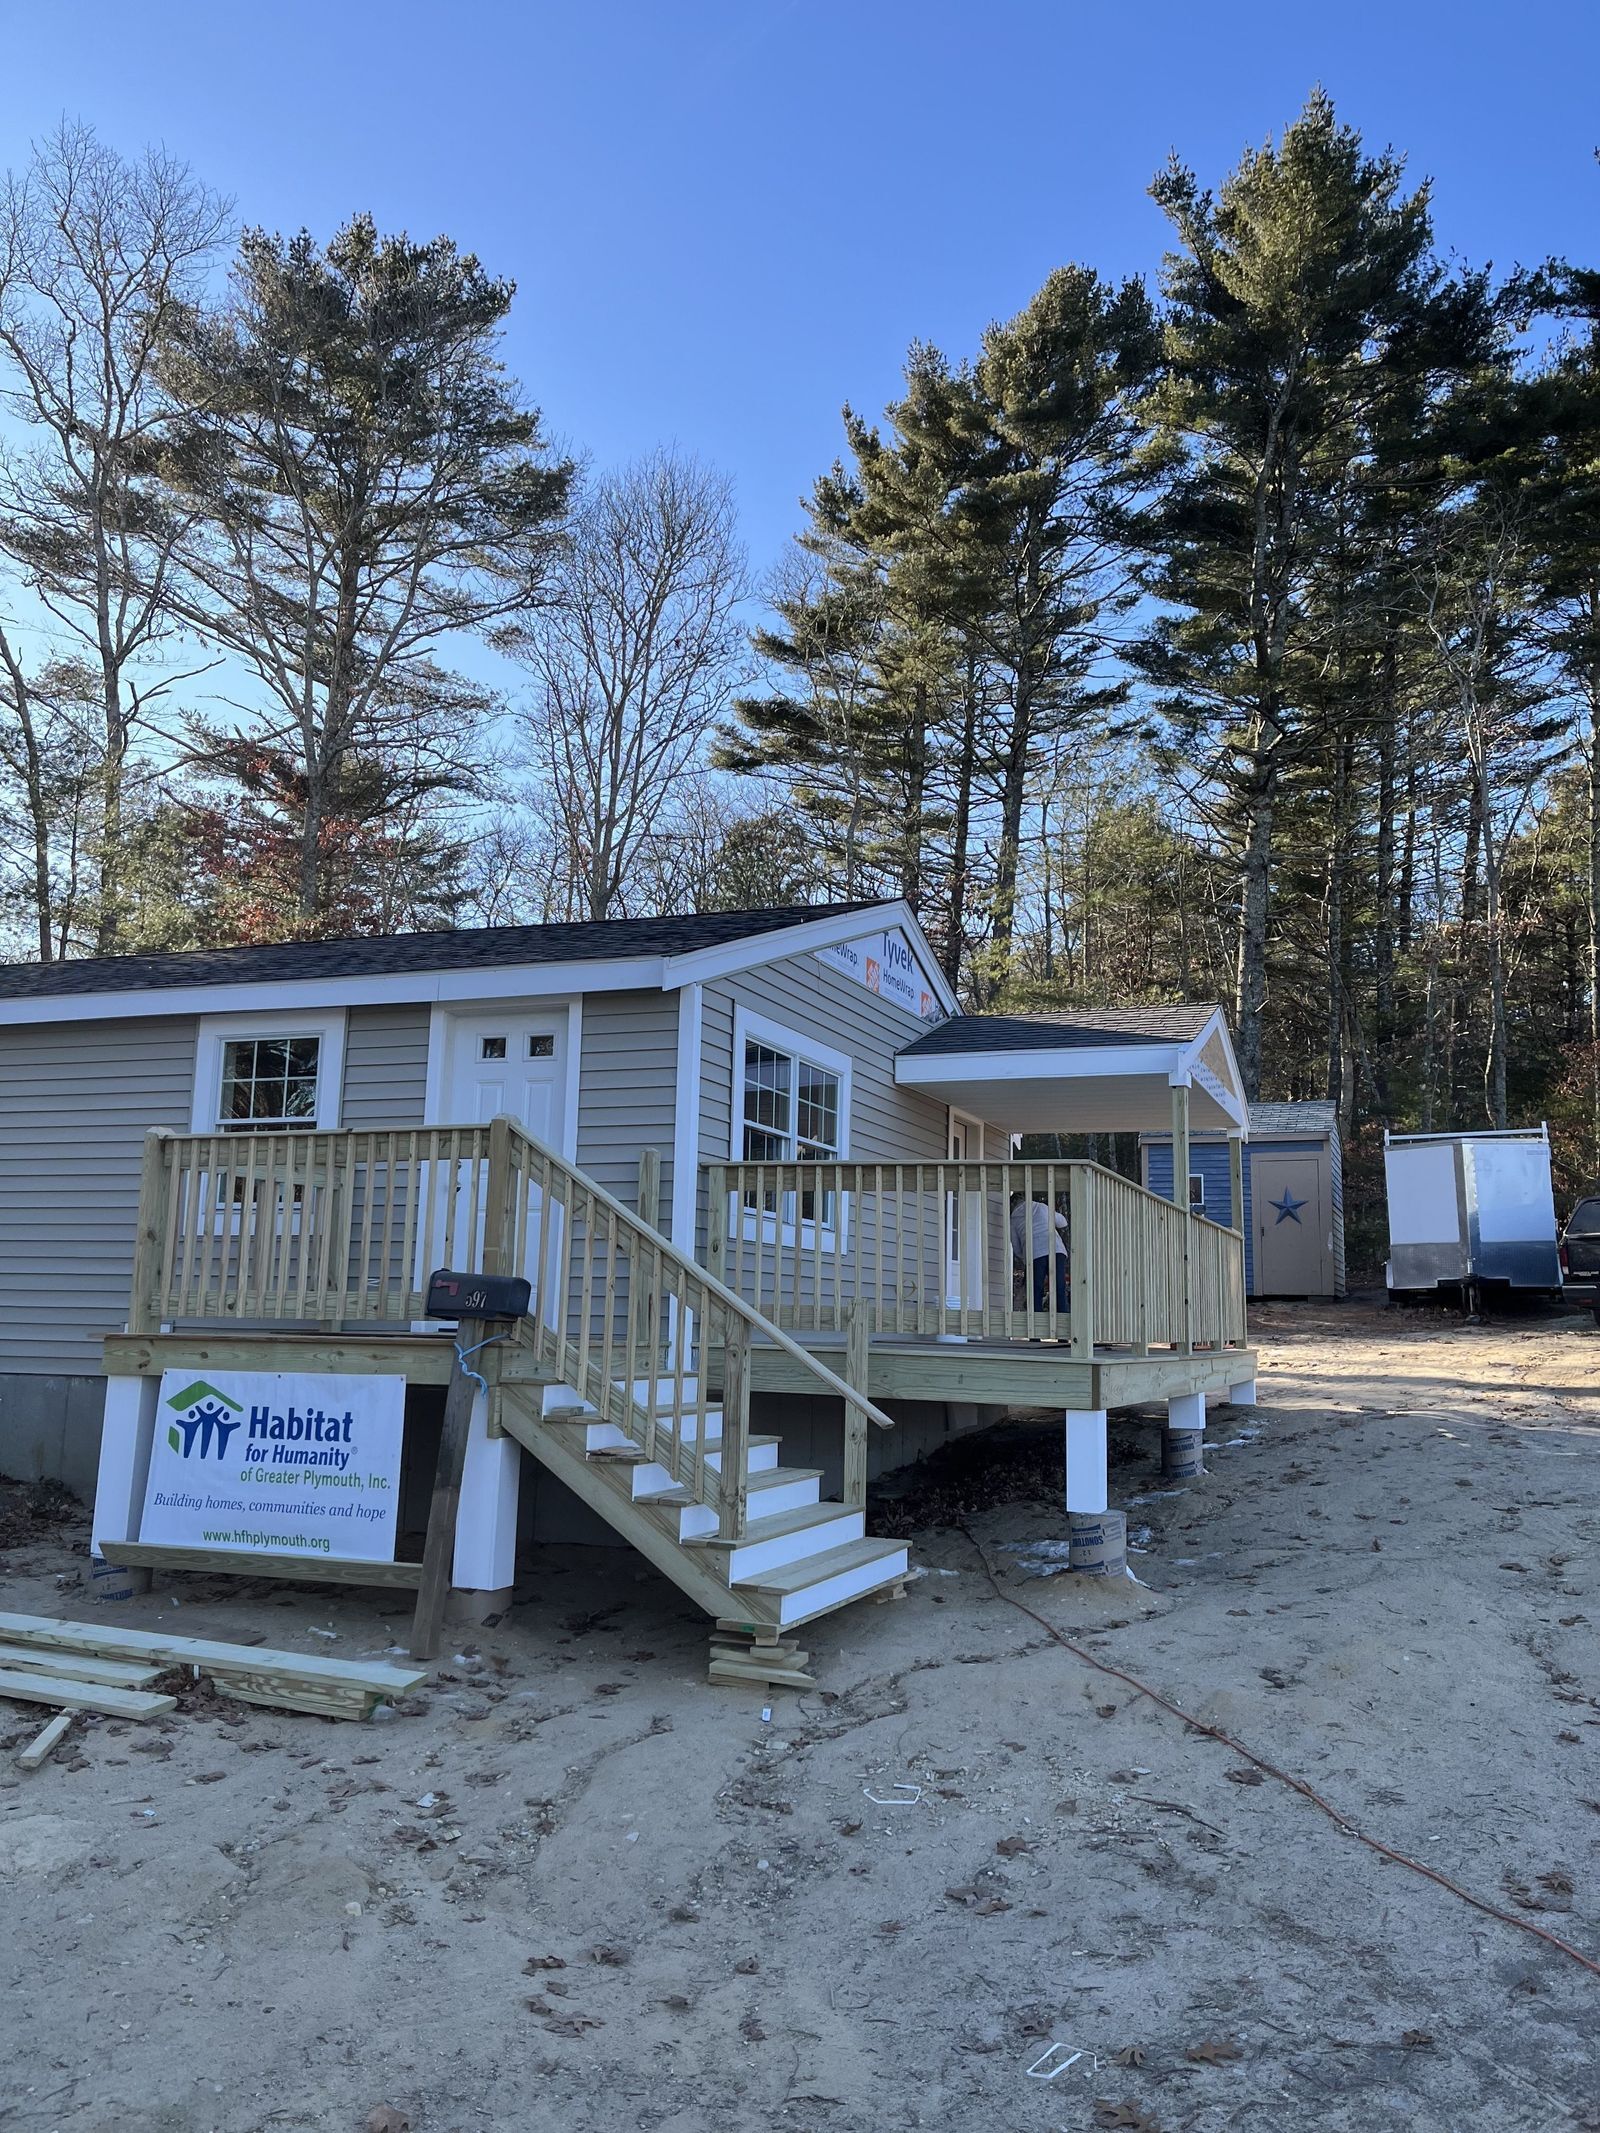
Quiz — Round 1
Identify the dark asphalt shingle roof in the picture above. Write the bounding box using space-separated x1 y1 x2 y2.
900 1005 1217 1058
0 903 885 1002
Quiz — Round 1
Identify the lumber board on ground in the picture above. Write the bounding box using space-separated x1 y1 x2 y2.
0 1613 428 1697
0 1644 161 1689
0 1668 175 1719
16 1709 75 1769
708 1658 817 1690
213 1679 379 1720
101 1543 423 1589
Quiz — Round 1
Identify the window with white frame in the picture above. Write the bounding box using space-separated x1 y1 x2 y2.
735 1015 849 1229
193 1013 345 1136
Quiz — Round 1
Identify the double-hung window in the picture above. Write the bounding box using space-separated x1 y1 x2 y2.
735 1013 849 1232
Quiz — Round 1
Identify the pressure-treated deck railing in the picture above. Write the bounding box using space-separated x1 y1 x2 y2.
701 1157 1247 1355
127 1121 896 1541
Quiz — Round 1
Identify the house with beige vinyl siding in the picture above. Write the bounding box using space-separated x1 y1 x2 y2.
0 900 1254 1635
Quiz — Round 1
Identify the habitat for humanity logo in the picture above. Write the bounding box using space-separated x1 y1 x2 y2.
165 1381 244 1460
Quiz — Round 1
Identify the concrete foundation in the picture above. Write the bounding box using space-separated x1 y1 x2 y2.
1163 1429 1206 1480
0 1371 106 1498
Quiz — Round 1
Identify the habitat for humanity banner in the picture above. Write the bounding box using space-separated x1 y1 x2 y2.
141 1371 405 1563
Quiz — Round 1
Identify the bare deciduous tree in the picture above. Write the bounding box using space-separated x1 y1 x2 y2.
510 452 748 920
0 120 229 951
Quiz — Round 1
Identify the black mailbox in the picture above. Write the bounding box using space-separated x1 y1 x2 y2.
425 1269 532 1321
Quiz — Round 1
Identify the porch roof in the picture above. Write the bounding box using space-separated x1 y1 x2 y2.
894 1006 1247 1134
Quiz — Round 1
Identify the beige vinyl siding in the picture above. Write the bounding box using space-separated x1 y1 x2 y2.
576 989 680 1219
701 951 949 1166
0 1015 197 1374
697 952 951 1286
340 1003 430 1127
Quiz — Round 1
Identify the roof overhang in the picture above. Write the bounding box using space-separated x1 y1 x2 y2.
894 1008 1248 1135
0 900 963 1028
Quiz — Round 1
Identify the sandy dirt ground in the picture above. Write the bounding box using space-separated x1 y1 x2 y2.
1 1299 1597 2133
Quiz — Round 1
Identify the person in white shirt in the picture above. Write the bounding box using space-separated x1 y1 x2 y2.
1009 1192 1069 1317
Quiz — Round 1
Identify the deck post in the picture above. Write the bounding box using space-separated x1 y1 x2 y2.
1064 1407 1126 1575
411 1318 486 1659
128 1130 172 1336
1171 1083 1193 1351
1163 1388 1206 1479
1068 1166 1095 1359
636 1147 662 1232
449 1370 520 1619
843 1298 870 1508
482 1114 516 1278
718 1320 751 1540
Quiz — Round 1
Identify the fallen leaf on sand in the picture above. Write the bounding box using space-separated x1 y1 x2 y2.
973 1896 1012 1915
734 1955 760 1975
366 2112 410 2133
1185 2036 1243 2064
995 1834 1032 1856
544 2013 603 2036
1111 2045 1147 2066
1401 2029 1435 2049
1095 1704 1118 1718
523 1955 567 1972
1224 1768 1264 1787
1094 2103 1161 2131
590 1943 630 1966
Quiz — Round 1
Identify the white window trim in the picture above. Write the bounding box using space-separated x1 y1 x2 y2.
729 1004 853 1245
191 1009 347 1135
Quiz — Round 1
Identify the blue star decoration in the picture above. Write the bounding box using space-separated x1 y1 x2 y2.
1271 1189 1307 1225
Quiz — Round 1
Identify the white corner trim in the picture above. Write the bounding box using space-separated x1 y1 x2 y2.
730 1002 854 1161
561 997 582 1163
190 1008 348 1133
670 982 703 1256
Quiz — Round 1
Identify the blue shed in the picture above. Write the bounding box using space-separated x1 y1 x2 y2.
1140 1100 1345 1299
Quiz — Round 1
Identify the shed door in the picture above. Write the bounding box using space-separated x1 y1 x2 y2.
1253 1153 1328 1296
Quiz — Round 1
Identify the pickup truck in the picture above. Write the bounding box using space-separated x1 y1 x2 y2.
1558 1195 1600 1323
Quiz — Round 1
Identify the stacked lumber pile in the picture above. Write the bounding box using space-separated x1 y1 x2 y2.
708 1618 816 1691
0 1610 429 1760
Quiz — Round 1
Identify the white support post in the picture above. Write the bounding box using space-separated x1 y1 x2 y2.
91 1375 159 1557
1164 1388 1207 1480
1064 1406 1125 1575
1166 1390 1205 1433
450 1383 519 1607
1227 1377 1258 1408
1064 1408 1109 1514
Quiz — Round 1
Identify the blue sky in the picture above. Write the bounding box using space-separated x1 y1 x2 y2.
1 0 1597 578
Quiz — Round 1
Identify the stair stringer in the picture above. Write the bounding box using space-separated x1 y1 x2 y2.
495 1381 780 1626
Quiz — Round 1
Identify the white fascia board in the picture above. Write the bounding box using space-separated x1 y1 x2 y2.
895 1042 1184 1087
0 955 667 1027
664 900 962 1017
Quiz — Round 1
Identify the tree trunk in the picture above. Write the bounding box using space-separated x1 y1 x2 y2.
1234 747 1275 1101
942 655 979 989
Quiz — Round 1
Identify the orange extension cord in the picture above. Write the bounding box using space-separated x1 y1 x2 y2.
958 1527 1600 1984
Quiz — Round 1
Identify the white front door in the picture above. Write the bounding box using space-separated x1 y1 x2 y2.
446 1013 565 1144
427 1010 570 1312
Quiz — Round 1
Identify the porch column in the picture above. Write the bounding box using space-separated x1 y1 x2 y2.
1163 1388 1206 1479
1228 1133 1245 1233
1170 1081 1191 1208
91 1375 157 1595
449 1384 519 1620
1064 1408 1125 1575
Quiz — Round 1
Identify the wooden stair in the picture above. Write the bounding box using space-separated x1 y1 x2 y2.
496 1377 908 1631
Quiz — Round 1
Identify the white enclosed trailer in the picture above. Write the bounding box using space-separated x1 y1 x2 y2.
1383 1126 1561 1296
